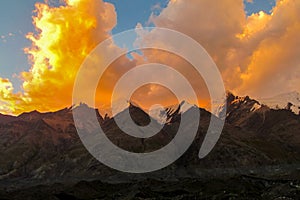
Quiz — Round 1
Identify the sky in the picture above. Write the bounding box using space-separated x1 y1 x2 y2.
0 0 275 87
2 0 300 115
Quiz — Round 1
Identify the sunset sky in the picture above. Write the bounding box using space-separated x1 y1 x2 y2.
0 0 299 115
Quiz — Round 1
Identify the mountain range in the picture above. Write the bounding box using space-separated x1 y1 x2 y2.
0 92 299 199
259 91 300 115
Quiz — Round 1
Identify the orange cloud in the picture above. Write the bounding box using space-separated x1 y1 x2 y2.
148 0 246 92
148 0 300 99
1 0 299 115
238 0 300 97
0 0 118 114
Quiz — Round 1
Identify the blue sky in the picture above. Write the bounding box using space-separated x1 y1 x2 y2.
0 0 275 90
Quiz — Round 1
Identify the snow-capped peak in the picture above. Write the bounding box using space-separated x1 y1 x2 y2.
212 92 263 120
258 91 300 114
148 101 196 124
179 100 195 113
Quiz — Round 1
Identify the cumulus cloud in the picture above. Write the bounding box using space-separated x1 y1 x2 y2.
238 0 300 97
146 0 300 99
0 0 299 114
137 0 247 108
0 0 120 114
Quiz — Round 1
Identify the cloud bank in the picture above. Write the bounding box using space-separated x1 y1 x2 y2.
149 0 300 98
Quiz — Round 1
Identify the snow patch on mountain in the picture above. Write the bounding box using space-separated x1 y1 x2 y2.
212 92 263 120
259 91 300 114
250 103 262 112
212 102 226 119
148 101 196 124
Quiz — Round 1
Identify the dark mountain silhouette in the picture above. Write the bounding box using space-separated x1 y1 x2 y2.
0 113 16 124
0 94 299 198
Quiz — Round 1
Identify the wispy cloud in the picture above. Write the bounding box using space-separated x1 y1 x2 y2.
1 32 17 43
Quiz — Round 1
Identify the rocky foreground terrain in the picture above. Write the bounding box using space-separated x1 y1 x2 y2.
0 93 300 199
1 175 300 199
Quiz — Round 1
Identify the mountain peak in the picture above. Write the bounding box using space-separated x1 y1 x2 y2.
128 100 142 109
179 100 187 106
148 100 196 124
19 110 41 116
72 103 103 121
113 101 151 127
259 91 300 115
18 110 43 121
213 92 264 120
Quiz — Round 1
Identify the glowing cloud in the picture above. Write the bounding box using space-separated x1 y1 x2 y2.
0 0 299 115
0 0 117 114
238 0 300 97
148 0 300 98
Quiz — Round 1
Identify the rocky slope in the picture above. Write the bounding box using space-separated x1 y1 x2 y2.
0 95 299 191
